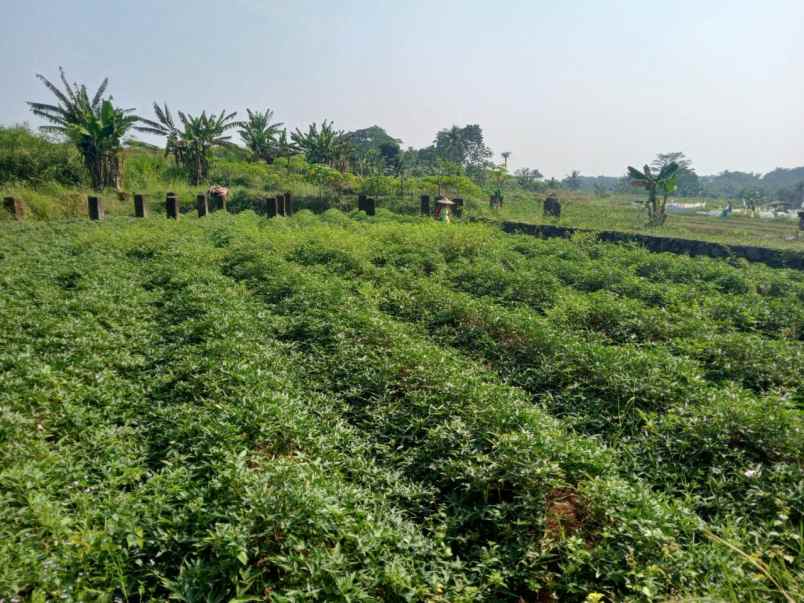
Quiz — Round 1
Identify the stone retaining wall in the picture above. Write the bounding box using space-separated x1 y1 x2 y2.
499 221 804 270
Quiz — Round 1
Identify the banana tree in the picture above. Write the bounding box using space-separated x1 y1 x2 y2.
627 162 680 225
65 99 140 191
139 106 238 184
136 103 187 168
292 120 351 171
28 68 139 190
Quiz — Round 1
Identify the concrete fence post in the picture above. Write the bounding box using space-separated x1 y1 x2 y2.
544 195 561 218
197 194 209 218
284 192 293 216
88 196 104 220
358 194 375 215
133 194 147 218
3 196 24 220
209 191 226 212
166 193 179 220
420 195 430 216
267 197 278 218
453 197 464 218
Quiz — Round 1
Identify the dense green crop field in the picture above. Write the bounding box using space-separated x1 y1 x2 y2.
1 210 802 601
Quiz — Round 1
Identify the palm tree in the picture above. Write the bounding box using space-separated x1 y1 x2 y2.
627 162 680 226
291 120 351 171
28 68 139 190
139 105 238 184
435 126 465 164
237 108 283 164
501 151 511 169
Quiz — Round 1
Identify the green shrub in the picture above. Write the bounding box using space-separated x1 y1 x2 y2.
0 125 86 186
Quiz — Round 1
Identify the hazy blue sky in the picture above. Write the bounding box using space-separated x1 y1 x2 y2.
2 0 802 177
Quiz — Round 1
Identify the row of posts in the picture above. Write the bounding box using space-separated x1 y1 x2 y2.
253 193 294 218
10 192 477 223
3 192 293 221
88 192 241 220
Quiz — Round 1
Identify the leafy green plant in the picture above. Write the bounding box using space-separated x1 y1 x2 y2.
292 120 351 171
1 214 801 601
626 161 680 225
28 68 140 190
139 105 239 184
236 108 284 164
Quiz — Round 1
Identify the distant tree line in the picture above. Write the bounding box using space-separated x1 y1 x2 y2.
8 68 804 208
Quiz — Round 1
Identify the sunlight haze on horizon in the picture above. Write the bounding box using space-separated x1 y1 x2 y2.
1 0 802 178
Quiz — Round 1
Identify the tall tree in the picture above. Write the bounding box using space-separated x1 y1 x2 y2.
237 108 283 164
501 151 511 169
652 152 692 171
515 167 543 190
345 126 401 175
434 124 492 174
28 68 140 190
435 126 466 164
460 124 493 173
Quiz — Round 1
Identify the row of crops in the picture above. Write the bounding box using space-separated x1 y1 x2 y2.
1 210 802 601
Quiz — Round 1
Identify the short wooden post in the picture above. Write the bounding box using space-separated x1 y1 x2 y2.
365 197 376 216
133 194 147 218
276 195 286 217
166 193 179 220
544 195 561 218
489 194 496 209
284 192 293 216
453 197 464 218
3 196 24 220
88 196 104 220
197 194 208 217
420 195 430 216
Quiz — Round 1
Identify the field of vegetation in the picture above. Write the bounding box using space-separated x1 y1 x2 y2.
2 115 803 253
1 210 801 601
497 190 804 251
